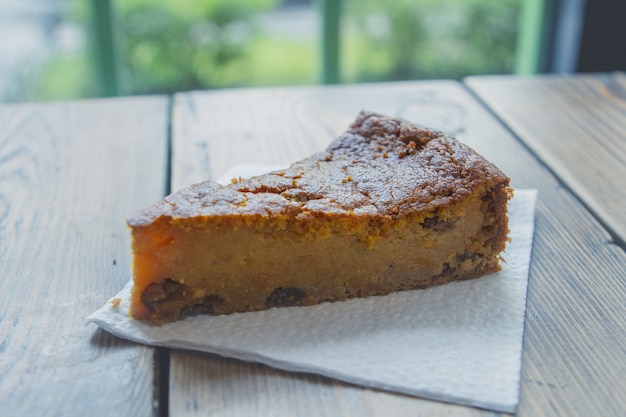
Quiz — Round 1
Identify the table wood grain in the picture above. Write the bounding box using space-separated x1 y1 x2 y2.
2 75 624 417
170 80 626 417
465 73 626 247
0 97 169 416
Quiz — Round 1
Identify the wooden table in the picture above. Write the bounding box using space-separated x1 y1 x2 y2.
1 74 624 417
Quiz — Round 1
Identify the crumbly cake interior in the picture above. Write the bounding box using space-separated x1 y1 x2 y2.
128 111 511 324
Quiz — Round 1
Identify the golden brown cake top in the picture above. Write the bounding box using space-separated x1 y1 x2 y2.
128 111 509 226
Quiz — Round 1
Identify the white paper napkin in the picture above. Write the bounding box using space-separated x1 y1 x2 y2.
89 188 537 413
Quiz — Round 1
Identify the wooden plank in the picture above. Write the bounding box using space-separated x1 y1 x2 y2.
170 81 626 417
465 73 626 247
0 97 169 416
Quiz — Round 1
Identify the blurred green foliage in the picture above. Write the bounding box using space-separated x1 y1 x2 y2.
345 0 519 82
33 0 519 100
116 0 280 93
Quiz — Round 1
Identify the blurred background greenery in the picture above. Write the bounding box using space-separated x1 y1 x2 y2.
2 0 520 102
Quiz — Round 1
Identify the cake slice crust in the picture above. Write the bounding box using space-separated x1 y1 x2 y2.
128 111 511 324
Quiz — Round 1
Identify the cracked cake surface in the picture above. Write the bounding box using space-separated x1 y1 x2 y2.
128 110 511 324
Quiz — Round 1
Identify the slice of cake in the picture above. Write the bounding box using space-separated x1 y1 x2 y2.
128 111 511 325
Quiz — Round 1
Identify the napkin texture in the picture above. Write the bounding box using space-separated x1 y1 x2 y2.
89 187 537 413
